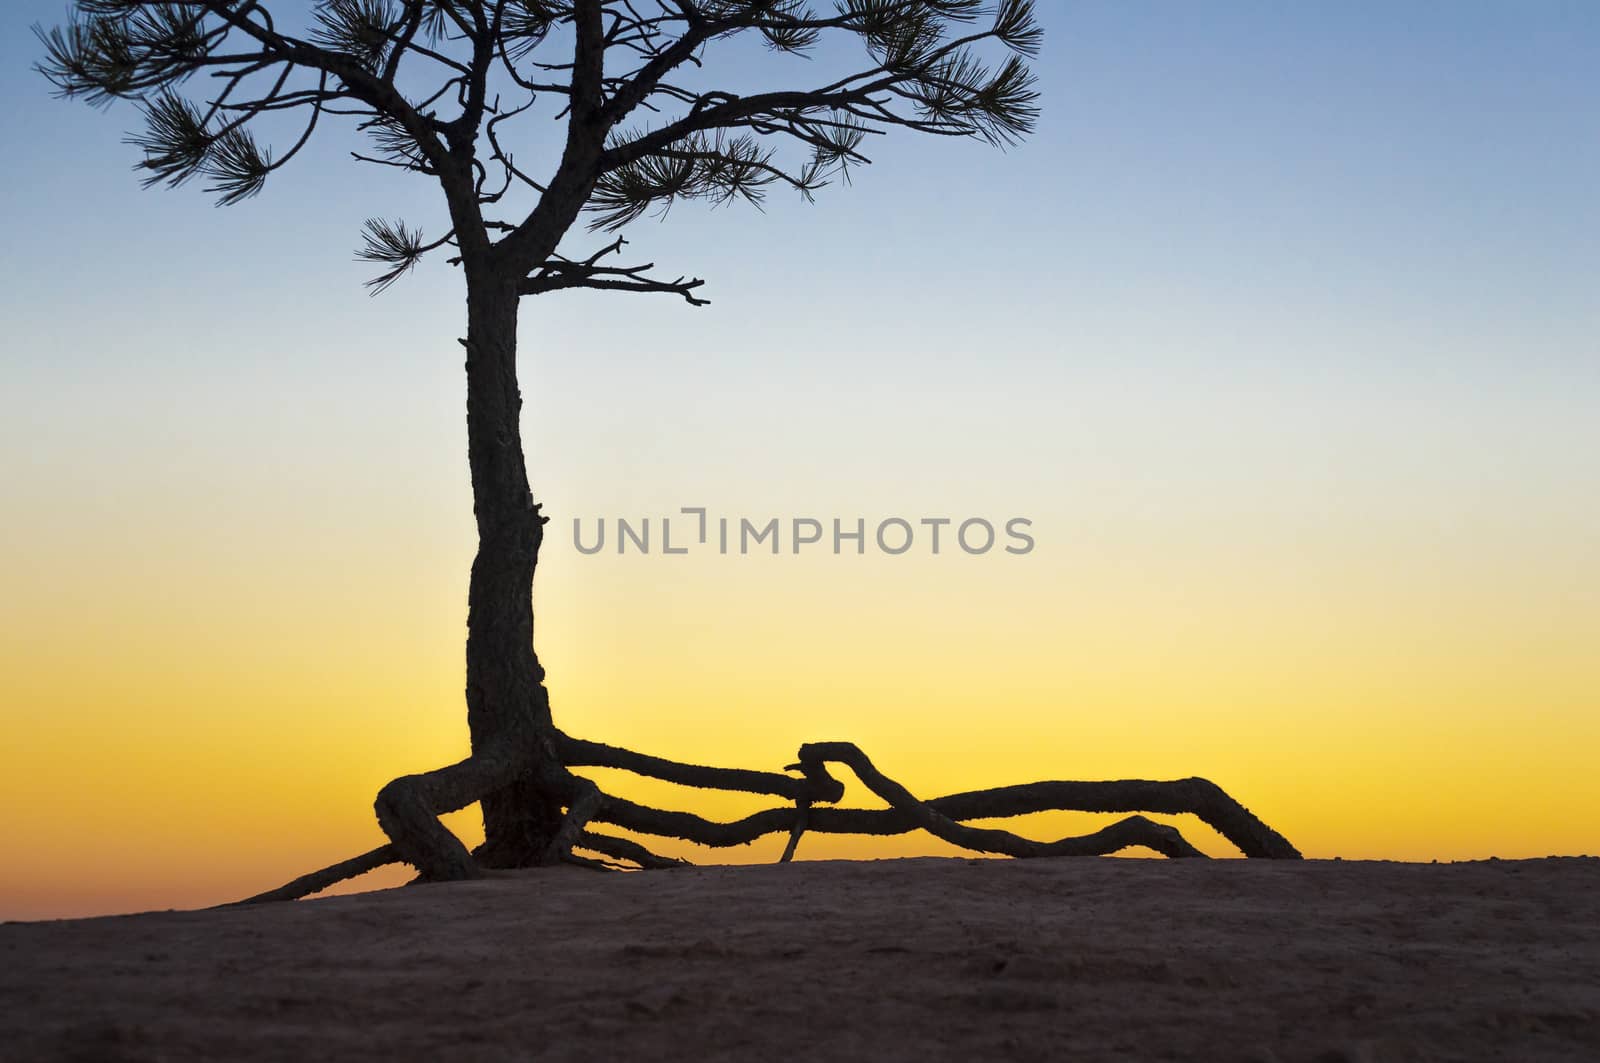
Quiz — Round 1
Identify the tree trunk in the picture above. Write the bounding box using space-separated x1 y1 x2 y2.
458 268 567 867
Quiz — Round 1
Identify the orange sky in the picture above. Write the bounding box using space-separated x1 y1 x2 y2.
2 477 1596 919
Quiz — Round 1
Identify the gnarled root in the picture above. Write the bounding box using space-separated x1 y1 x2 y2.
227 844 399 907
543 778 603 865
233 733 1299 905
374 749 529 882
789 742 1207 859
573 740 1298 860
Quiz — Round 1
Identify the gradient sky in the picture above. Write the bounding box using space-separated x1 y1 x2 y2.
2 2 1597 920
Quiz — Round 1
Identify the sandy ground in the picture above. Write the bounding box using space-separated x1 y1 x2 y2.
2 856 1597 1062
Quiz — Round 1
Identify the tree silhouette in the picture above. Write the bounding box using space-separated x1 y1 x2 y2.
38 0 1299 899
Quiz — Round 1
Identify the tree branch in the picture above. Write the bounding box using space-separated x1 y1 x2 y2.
519 235 709 304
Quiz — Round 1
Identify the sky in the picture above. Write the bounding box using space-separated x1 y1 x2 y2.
1 2 1597 920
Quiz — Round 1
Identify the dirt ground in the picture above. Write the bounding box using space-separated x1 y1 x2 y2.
2 856 1597 1062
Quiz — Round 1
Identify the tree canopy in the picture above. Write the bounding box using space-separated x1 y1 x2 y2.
38 1 1041 300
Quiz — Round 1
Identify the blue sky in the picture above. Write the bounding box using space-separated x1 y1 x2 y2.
4 1 1596 676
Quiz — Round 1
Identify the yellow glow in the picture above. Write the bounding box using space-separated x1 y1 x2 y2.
4 488 1594 920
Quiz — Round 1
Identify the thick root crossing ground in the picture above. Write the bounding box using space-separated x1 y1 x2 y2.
3 856 1597 1062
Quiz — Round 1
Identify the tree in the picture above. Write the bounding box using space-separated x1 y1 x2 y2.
37 0 1300 900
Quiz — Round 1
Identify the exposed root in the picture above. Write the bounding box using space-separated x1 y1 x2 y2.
557 733 842 802
374 747 527 882
227 844 398 907
897 777 1299 859
583 742 1297 859
576 830 690 870
237 733 1299 905
779 801 810 863
559 851 627 871
792 742 1208 859
542 778 602 865
593 782 1208 858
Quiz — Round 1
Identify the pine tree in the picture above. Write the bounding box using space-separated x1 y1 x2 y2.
38 1 1298 896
